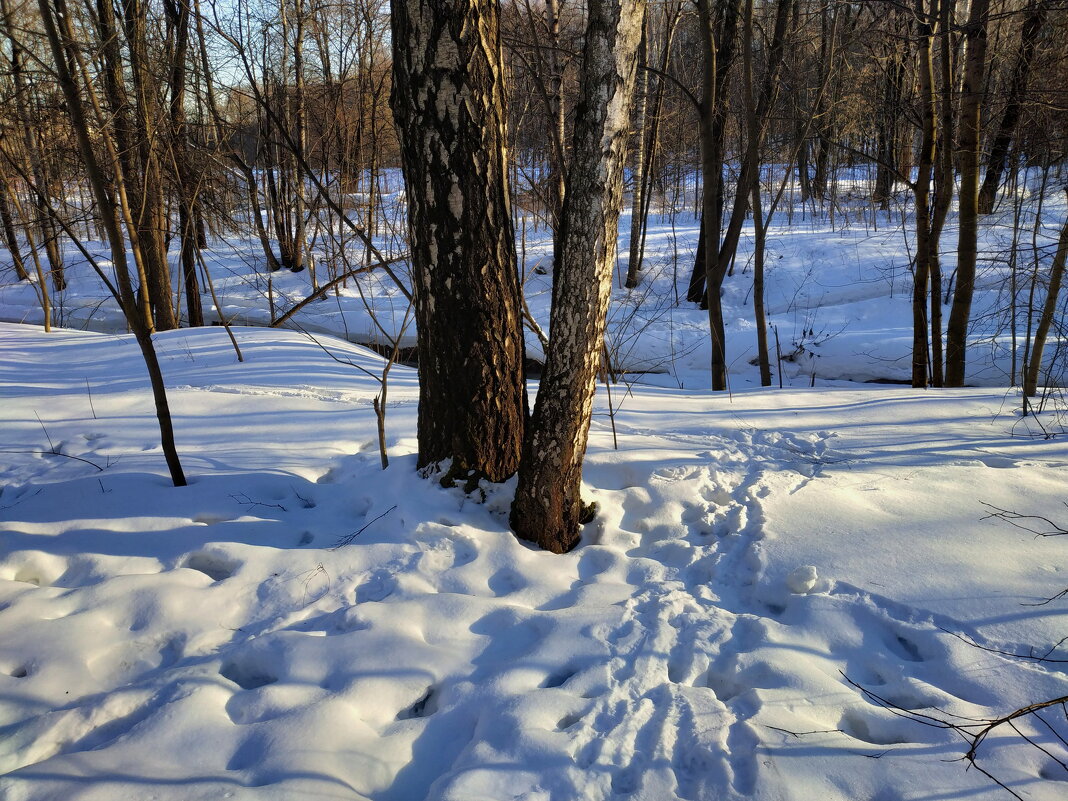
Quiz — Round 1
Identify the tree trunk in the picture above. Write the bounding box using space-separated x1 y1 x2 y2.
38 0 186 486
511 0 646 553
706 0 790 390
687 0 741 305
1 0 65 291
946 0 991 387
165 0 204 327
912 0 937 388
1023 194 1068 397
624 13 648 289
390 0 527 483
0 176 29 281
744 0 770 386
122 0 177 331
928 0 956 388
976 0 1048 215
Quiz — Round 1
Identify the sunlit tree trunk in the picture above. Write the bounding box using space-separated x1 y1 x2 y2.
165 0 204 327
624 11 648 288
511 0 646 553
976 0 1048 215
390 0 527 482
122 0 177 330
946 0 991 387
1023 194 1068 398
912 0 937 388
38 0 186 485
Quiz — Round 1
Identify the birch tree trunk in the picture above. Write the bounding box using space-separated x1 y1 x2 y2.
390 0 527 483
511 0 646 553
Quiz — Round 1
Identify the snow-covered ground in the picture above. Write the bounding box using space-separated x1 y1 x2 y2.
3 172 1066 388
1 183 1068 799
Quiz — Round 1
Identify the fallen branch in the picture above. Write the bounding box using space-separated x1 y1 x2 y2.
980 502 1068 538
844 673 1068 800
0 449 104 471
332 505 397 549
270 257 409 329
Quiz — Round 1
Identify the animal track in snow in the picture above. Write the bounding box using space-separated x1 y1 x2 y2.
396 685 439 720
838 707 914 746
183 552 238 582
220 657 278 690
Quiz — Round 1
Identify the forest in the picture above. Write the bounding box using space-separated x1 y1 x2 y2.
1 0 1068 799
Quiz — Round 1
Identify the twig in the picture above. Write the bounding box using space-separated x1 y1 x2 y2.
0 449 104 471
34 411 55 452
936 627 1068 663
764 725 842 738
980 502 1067 538
85 378 97 419
332 505 397 549
229 493 287 512
844 672 1068 801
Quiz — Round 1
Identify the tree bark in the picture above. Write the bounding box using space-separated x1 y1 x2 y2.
1023 194 1068 397
624 13 648 289
511 0 646 553
705 0 791 390
1 0 65 291
912 0 937 388
686 0 741 305
122 0 177 330
976 0 1048 215
390 0 527 483
946 0 991 387
0 174 28 281
165 0 204 327
38 0 186 486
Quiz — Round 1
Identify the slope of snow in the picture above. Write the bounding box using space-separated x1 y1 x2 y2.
3 174 1065 390
2 322 1067 800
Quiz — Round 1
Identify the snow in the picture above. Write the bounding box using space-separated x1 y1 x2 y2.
2 179 1068 799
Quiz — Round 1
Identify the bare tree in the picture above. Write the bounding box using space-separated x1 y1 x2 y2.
946 0 992 387
37 0 187 486
511 0 647 553
1024 190 1068 398
977 0 1049 216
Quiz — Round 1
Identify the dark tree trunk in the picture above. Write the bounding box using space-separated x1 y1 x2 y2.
624 13 648 289
38 0 186 486
976 0 1048 215
946 0 991 387
511 0 646 553
2 0 65 291
0 176 29 281
687 0 741 305
165 0 204 327
122 0 176 330
1023 193 1068 397
706 0 791 390
390 0 527 483
912 0 937 388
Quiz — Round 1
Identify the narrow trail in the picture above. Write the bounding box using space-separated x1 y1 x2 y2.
539 428 833 799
